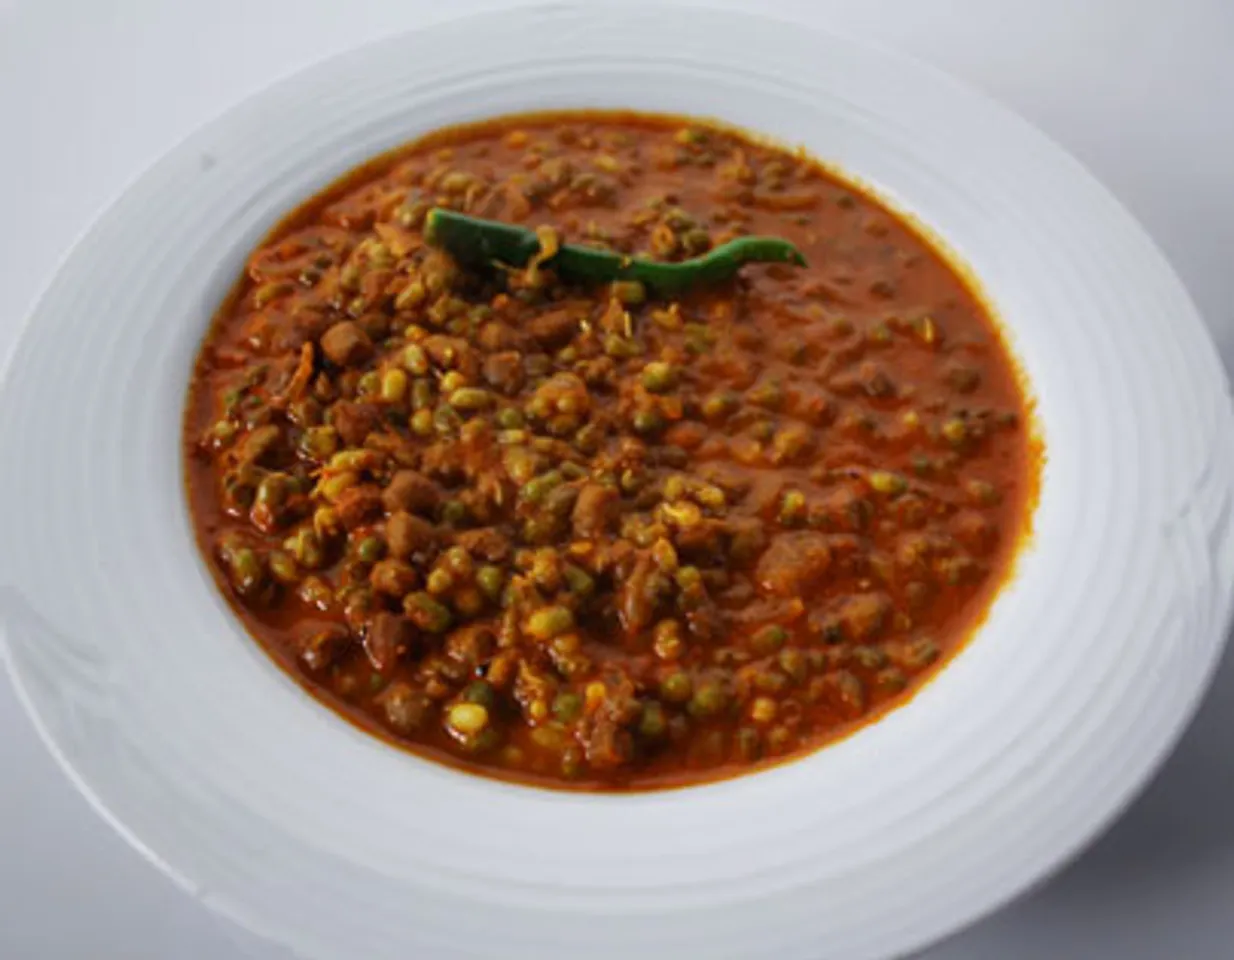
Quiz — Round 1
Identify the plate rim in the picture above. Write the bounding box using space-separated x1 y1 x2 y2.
2 3 1231 959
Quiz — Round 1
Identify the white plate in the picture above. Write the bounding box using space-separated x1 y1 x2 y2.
2 5 1232 959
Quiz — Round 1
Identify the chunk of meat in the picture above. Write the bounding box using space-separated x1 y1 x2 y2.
355 307 393 343
951 510 996 555
240 318 287 360
365 612 415 671
835 592 892 640
271 342 316 406
529 372 590 420
483 351 526 395
896 532 933 573
740 475 784 515
813 670 865 717
364 430 419 467
578 355 616 389
377 682 432 734
443 624 496 671
385 510 439 561
821 534 865 576
527 307 579 349
581 672 640 770
320 320 373 367
463 475 507 522
756 531 833 596
420 249 460 294
417 440 469 485
664 421 707 451
234 424 281 466
674 519 723 562
587 537 637 578
572 482 617 538
475 321 522 352
423 335 478 379
382 470 441 515
369 558 418 597
331 400 380 447
535 156 576 190
684 601 724 642
455 527 512 562
334 484 383 529
297 623 351 672
812 484 871 532
513 659 558 717
696 461 752 502
583 719 634 771
724 516 767 563
617 553 658 635
341 588 377 634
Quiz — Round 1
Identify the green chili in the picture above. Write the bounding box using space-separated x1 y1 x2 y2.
424 208 807 294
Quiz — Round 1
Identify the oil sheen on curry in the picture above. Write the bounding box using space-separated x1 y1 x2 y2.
184 111 1038 790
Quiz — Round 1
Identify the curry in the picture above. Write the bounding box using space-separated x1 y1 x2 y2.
183 111 1037 790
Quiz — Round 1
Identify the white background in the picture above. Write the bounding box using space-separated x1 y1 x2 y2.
2 0 1233 957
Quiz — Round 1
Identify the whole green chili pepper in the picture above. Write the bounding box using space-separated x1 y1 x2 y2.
423 208 806 294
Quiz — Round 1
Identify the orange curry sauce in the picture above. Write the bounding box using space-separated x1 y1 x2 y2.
184 112 1038 790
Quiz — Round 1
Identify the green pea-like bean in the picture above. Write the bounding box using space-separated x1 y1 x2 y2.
688 679 729 718
747 379 784 410
440 500 468 526
255 473 290 508
426 568 455 595
868 470 908 495
779 489 807 526
356 371 381 399
611 280 646 305
750 624 788 657
445 702 489 737
525 605 575 640
300 425 339 459
520 469 563 504
552 691 583 723
380 368 408 404
228 547 265 596
433 404 463 435
661 670 692 703
395 280 426 312
440 370 468 393
967 478 1000 505
267 550 299 585
476 565 506 601
403 591 453 633
941 418 968 445
462 681 496 708
285 527 325 569
450 387 492 411
736 727 761 761
561 746 583 778
410 408 434 436
639 701 667 739
410 377 434 411
355 535 385 564
563 564 595 597
641 361 677 394
495 407 525 429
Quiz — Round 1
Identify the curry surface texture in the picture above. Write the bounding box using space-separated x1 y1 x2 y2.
184 111 1038 790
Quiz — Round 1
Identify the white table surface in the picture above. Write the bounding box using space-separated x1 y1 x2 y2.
3 0 1233 956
